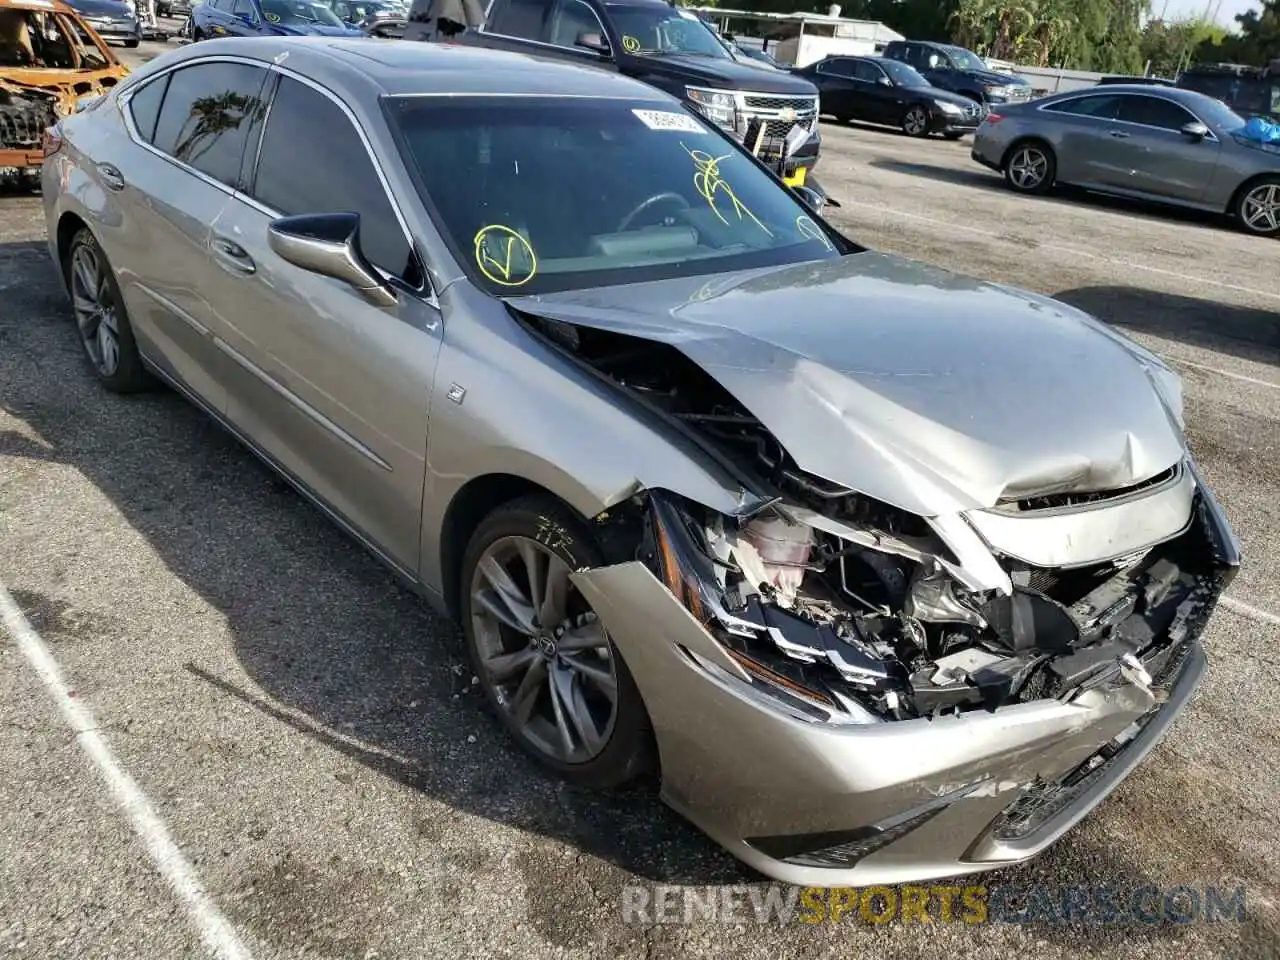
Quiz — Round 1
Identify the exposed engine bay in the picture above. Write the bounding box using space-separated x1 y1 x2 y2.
516 310 1236 723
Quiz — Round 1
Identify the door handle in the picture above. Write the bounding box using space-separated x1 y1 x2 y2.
97 163 125 191
1108 129 1130 139
210 236 256 274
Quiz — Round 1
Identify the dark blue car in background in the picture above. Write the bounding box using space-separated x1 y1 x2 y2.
191 0 362 38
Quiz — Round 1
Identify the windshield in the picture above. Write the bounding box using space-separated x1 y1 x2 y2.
0 9 109 69
881 59 928 87
1192 94 1248 131
608 5 732 59
386 96 840 295
260 0 344 26
943 46 985 71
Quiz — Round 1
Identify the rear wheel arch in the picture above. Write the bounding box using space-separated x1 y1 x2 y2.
1000 135 1054 171
55 211 90 274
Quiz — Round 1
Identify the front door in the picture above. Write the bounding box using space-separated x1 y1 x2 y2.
1110 94 1222 203
213 73 440 573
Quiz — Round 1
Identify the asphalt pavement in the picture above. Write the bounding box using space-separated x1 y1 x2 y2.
0 38 1277 960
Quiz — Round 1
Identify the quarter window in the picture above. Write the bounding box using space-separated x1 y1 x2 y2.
1116 95 1196 131
1043 94 1121 119
150 62 269 187
249 76 412 279
126 74 170 143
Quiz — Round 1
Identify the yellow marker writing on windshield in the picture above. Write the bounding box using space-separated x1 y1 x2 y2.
474 224 538 287
682 143 772 236
622 35 641 53
795 215 833 251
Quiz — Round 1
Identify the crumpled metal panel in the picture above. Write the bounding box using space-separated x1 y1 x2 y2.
509 253 1187 517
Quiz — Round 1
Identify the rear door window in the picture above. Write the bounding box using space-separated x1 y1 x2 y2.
818 57 855 78
150 62 271 187
1043 94 1121 119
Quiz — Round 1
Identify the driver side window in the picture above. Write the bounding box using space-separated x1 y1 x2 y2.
249 76 414 280
232 0 256 17
852 60 884 83
547 0 605 50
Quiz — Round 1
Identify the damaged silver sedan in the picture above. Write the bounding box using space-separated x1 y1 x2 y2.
43 37 1239 885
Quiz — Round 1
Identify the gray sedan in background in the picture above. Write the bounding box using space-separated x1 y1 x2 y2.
42 37 1237 886
971 84 1280 236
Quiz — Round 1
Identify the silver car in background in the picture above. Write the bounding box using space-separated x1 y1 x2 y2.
971 84 1280 236
42 37 1238 886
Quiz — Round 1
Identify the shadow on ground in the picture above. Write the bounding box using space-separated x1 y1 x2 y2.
1057 285 1280 367
1 235 1275 955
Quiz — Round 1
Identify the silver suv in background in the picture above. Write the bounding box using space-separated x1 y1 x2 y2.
971 84 1280 236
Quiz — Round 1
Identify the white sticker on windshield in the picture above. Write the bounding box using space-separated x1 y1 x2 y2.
633 109 706 134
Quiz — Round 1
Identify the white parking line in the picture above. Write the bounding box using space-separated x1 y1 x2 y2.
0 583 255 960
1168 357 1280 391
1221 595 1280 629
840 199 1280 303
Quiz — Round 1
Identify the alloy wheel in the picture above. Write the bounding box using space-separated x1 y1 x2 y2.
903 107 928 136
469 535 618 764
69 244 121 378
1239 182 1280 235
1008 145 1049 190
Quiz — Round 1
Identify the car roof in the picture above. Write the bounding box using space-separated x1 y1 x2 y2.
1050 84 1216 106
152 37 679 101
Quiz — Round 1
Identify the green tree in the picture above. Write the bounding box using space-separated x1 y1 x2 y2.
1141 18 1226 77
1197 0 1280 66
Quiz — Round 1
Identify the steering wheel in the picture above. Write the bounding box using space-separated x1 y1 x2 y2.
616 192 692 233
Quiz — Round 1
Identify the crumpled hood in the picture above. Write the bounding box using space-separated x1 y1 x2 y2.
508 253 1186 517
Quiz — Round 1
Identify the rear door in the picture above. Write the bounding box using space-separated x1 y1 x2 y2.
212 73 439 572
111 58 272 413
1111 94 1222 202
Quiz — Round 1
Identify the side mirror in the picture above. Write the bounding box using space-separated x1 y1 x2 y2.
1180 120 1210 140
267 212 397 308
575 31 610 55
791 184 826 211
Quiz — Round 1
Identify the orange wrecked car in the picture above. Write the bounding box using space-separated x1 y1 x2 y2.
0 0 128 185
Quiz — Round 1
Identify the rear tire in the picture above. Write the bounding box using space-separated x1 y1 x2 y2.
459 495 654 789
1234 177 1280 237
63 228 152 393
124 38 140 47
1003 140 1055 195
943 131 965 141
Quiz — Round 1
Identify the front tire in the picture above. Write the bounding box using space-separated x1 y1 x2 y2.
459 495 653 789
124 37 140 47
901 104 930 137
63 228 151 393
1004 140 1055 195
1235 177 1280 237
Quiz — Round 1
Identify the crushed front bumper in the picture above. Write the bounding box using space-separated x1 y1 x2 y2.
572 561 1208 886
